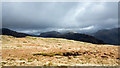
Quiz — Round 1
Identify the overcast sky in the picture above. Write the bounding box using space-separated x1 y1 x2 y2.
2 2 118 34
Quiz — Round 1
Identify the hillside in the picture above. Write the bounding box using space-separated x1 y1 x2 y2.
1 28 105 44
1 35 119 66
40 31 105 44
40 31 61 37
0 28 31 37
94 28 120 45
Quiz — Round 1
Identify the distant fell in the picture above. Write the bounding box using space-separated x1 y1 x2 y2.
39 31 105 44
40 31 61 37
93 28 120 45
0 28 31 37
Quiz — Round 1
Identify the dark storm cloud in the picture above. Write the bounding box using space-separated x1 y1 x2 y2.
2 2 118 34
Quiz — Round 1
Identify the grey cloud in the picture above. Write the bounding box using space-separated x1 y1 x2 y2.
2 2 118 34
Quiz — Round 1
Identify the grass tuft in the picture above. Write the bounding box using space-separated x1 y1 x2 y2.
33 52 62 57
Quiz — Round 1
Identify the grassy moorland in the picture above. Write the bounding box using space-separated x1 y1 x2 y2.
1 35 120 66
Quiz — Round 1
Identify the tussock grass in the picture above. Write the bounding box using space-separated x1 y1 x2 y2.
33 52 62 57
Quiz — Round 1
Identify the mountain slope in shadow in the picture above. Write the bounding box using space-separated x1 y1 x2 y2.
39 31 105 44
0 28 31 37
40 31 61 37
1 28 105 44
93 28 120 45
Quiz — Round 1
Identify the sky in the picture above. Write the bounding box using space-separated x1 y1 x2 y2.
2 2 118 35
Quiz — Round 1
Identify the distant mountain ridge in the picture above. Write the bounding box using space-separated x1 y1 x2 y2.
40 31 61 37
0 28 31 37
93 28 120 45
1 28 105 44
39 31 105 44
3 28 120 45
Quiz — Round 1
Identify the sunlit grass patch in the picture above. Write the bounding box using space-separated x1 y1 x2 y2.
17 45 22 47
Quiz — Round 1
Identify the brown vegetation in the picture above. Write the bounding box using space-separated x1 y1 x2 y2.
1 35 120 66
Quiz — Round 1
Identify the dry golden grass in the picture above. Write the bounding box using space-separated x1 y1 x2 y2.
1 35 120 66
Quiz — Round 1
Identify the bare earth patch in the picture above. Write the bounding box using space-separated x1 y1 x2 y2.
1 35 120 66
